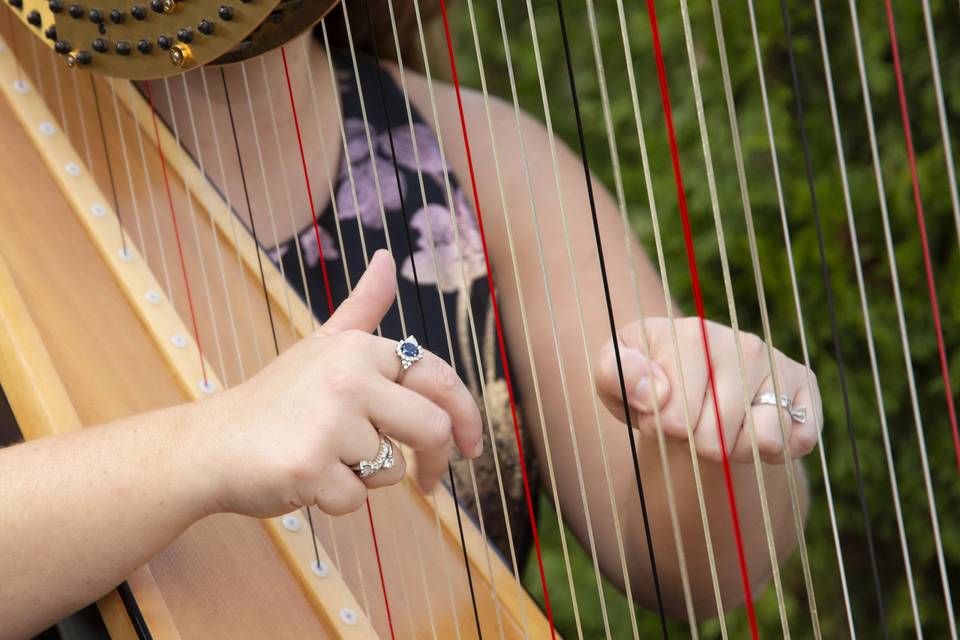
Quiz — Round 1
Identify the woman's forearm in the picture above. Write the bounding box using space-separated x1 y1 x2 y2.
0 401 215 639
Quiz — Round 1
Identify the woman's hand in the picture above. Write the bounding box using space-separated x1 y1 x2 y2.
199 249 483 518
595 317 822 464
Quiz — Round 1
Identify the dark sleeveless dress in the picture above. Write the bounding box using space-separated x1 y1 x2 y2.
267 53 539 566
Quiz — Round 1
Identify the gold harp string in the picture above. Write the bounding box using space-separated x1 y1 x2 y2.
809 0 921 634
847 0 957 633
680 2 818 636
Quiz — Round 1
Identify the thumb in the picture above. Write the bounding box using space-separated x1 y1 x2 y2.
318 249 397 335
596 340 671 422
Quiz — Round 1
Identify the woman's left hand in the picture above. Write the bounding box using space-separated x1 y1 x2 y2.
594 317 823 464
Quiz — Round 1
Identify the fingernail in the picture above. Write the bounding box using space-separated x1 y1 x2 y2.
470 437 484 458
632 377 654 411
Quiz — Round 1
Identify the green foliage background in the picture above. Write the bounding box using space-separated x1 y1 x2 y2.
451 1 960 637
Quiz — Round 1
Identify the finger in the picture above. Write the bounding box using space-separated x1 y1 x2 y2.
785 369 822 460
360 439 406 490
315 464 368 516
367 379 453 452
741 354 806 463
595 339 671 425
360 340 482 459
338 417 385 465
415 434 453 493
318 249 397 335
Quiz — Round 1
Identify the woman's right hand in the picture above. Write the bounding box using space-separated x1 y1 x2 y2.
197 249 483 518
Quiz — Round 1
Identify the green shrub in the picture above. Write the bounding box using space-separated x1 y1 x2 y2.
454 1 960 637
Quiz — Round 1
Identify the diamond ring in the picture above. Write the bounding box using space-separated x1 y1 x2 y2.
753 392 807 424
350 432 396 479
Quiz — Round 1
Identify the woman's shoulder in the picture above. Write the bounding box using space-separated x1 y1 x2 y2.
389 63 560 214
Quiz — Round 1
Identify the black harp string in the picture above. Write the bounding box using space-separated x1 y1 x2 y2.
775 1 887 634
551 0 669 636
90 74 127 255
350 1 485 636
218 64 324 566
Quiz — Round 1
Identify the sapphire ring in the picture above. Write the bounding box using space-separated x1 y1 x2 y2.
395 335 424 383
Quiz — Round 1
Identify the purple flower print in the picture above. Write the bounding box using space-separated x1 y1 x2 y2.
401 189 486 292
377 123 446 178
336 118 407 229
298 224 340 268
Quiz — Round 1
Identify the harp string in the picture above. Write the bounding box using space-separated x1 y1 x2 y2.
358 2 519 635
642 1 760 635
612 2 729 632
160 77 229 385
388 3 517 633
238 61 297 338
809 0 921 633
846 0 955 632
880 0 959 634
128 79 175 301
549 1 674 635
143 79 210 387
768 0 889 632
176 70 246 386
727 3 863 635
882 0 960 479
108 81 153 289
279 35 414 636
921 0 960 259
89 76 128 256
579 0 707 633
434 1 561 634
353 6 481 634
335 1 537 632
681 1 818 635
459 0 622 635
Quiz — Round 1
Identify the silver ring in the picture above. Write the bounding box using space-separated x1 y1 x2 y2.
753 392 807 424
350 432 395 479
395 335 424 383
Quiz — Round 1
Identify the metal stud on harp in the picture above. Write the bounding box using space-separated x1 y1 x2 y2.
1 0 960 638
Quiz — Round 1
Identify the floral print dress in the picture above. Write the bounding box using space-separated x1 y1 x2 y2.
268 53 538 566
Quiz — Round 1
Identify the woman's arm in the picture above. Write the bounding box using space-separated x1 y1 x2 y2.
0 252 482 639
425 80 814 617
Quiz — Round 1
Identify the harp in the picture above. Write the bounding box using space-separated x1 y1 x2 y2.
0 0 957 638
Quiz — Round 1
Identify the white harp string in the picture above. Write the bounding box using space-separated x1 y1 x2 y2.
847 0 958 635
693 2 819 636
178 71 248 386
613 0 729 632
810 0 921 634
742 0 860 633
161 78 229 386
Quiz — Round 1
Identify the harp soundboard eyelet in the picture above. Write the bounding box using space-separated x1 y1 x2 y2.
171 334 188 349
38 121 56 136
90 203 108 218
64 161 81 176
144 290 161 305
310 560 328 578
282 514 301 532
199 379 216 395
339 608 358 626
